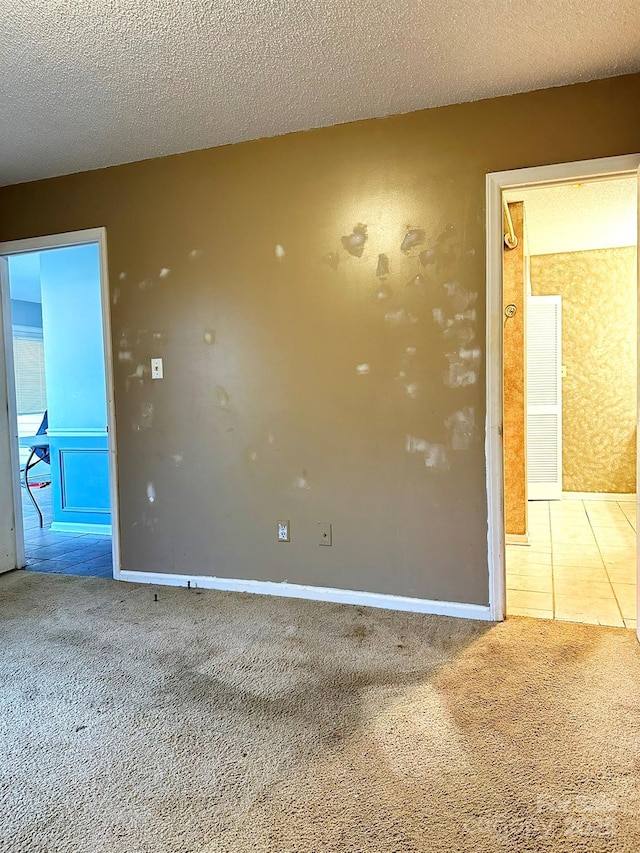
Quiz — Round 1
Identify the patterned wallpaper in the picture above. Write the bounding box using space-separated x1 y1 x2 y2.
530 247 637 494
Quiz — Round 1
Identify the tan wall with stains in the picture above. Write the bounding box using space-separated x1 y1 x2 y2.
530 246 637 494
503 203 527 535
0 74 639 604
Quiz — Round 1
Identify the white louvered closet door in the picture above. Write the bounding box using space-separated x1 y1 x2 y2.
527 295 562 500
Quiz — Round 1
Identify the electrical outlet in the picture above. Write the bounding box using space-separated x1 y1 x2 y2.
318 522 332 546
277 520 290 542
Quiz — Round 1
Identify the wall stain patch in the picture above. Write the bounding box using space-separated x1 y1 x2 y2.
446 407 475 451
385 308 419 326
134 402 154 432
293 470 311 490
215 385 230 409
203 329 216 345
189 249 203 260
373 284 392 301
159 268 170 278
112 287 120 305
405 435 449 471
275 244 286 259
118 272 127 281
401 228 425 253
356 363 371 375
376 253 390 277
341 224 367 258
172 453 184 466
322 252 339 270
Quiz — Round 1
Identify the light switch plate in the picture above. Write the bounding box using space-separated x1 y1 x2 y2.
318 522 332 546
151 358 164 379
277 520 290 542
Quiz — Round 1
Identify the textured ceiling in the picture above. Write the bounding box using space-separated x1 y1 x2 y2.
1 0 640 186
505 178 637 255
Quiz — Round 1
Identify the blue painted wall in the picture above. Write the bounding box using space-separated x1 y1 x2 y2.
40 245 107 431
39 244 111 532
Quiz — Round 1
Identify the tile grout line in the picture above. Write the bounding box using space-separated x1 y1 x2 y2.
585 500 627 626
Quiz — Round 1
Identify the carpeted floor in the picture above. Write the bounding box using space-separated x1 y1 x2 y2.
1 571 639 852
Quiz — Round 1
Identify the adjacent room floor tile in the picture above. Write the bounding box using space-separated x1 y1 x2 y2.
507 497 636 628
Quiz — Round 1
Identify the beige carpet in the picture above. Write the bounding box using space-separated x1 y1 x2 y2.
1 571 639 853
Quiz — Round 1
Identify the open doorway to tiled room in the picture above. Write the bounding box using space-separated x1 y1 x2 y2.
502 176 637 628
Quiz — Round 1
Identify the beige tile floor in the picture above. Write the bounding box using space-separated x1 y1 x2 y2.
506 497 637 629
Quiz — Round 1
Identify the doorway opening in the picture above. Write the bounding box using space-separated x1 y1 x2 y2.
486 155 640 634
0 230 119 579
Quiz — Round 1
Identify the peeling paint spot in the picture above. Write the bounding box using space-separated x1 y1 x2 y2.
275 244 286 259
203 329 216 345
446 407 475 451
322 252 339 271
341 224 367 258
159 268 170 278
432 307 445 327
118 351 132 362
406 435 449 471
384 307 407 325
356 363 371 375
401 228 425 253
189 249 203 261
373 284 393 301
376 253 390 277
172 453 184 466
147 483 156 504
130 364 149 380
424 444 450 471
384 308 418 326
404 382 419 399
215 385 230 409
293 470 311 490
118 272 127 281
443 355 477 388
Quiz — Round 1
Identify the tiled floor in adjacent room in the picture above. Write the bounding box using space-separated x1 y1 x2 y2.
506 497 636 629
21 484 113 578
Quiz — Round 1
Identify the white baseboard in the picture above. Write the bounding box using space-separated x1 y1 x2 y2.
51 521 112 536
115 570 493 621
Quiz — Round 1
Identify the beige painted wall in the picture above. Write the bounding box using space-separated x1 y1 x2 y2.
0 74 640 604
503 203 527 535
531 246 637 494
